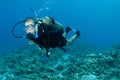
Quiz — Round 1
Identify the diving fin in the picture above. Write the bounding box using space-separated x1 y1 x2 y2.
58 47 67 52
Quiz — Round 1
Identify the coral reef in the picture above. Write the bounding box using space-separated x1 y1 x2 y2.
0 43 120 80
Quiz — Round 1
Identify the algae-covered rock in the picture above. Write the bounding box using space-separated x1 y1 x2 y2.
0 43 120 79
80 74 98 80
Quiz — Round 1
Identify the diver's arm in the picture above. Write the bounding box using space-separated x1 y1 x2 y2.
26 33 35 40
26 33 38 43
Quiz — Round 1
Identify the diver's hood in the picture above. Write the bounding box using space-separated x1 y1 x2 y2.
24 17 35 26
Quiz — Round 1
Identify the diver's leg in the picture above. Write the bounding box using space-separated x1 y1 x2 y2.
67 30 80 45
63 26 71 37
63 32 67 37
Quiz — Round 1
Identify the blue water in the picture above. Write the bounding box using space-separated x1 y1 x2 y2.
0 0 120 52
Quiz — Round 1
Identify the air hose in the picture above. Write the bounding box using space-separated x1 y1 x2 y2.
11 20 25 38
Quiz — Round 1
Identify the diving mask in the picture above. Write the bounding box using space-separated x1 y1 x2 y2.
25 25 35 34
24 17 38 38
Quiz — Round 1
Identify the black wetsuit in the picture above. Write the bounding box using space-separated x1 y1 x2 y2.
26 22 67 52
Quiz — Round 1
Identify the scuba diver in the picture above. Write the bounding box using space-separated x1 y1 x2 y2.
12 8 80 57
24 16 80 57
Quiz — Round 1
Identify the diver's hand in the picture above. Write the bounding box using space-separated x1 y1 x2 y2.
46 51 51 57
26 33 34 40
